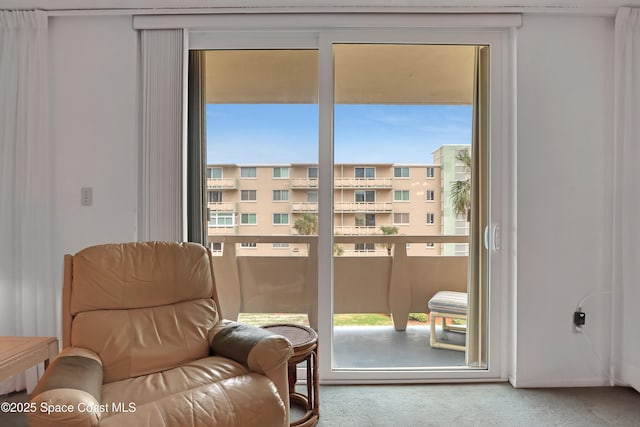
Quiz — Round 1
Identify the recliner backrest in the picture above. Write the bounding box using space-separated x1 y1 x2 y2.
66 242 219 383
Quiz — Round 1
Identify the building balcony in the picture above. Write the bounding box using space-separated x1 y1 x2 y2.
334 226 383 235
291 202 318 213
207 202 236 212
290 178 318 189
334 177 393 188
291 177 394 189
207 177 238 190
334 201 393 212
207 225 237 234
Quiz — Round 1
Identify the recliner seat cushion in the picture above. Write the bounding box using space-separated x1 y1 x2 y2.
100 356 249 411
99 373 287 427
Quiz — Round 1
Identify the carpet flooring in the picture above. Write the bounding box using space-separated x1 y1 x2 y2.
4 383 639 426
309 383 640 426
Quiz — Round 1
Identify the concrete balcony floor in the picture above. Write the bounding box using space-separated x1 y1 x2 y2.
333 325 465 369
239 311 473 422
238 314 467 369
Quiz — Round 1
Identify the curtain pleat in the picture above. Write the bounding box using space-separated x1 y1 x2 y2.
465 46 489 368
613 7 640 392
187 51 207 244
0 10 54 394
140 29 184 241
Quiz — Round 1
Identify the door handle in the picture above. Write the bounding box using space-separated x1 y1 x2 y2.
493 225 501 252
484 224 501 252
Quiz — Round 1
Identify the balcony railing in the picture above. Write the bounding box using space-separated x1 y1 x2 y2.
291 202 318 213
207 202 236 212
290 178 318 188
334 226 382 235
207 225 237 234
334 201 393 212
292 177 394 189
208 234 468 331
334 177 393 188
207 178 238 189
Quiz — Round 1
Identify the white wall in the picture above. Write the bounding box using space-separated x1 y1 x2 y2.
49 15 139 335
514 14 615 386
43 11 620 387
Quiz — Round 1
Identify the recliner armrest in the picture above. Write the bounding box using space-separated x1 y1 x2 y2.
209 320 293 374
26 347 104 427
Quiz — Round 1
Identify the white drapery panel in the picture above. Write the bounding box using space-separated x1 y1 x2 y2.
140 29 184 241
0 10 55 394
613 7 640 393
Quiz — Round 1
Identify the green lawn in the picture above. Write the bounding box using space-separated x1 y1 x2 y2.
333 313 393 326
334 313 430 326
238 312 431 327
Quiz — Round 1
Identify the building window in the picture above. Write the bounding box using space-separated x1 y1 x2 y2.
355 213 376 227
394 213 410 225
209 212 235 227
307 191 318 203
240 167 256 178
210 242 223 252
426 213 435 224
207 167 222 179
394 167 409 178
355 190 375 203
240 242 257 248
308 167 318 179
273 189 289 201
355 167 375 179
355 243 375 252
394 190 410 201
240 189 256 201
426 189 435 201
426 167 435 178
273 167 289 178
272 243 289 249
273 213 289 225
208 191 222 203
240 213 257 225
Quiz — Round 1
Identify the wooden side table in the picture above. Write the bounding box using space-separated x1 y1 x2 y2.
0 337 59 382
263 324 319 427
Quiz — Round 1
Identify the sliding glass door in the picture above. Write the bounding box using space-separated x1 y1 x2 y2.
189 20 513 382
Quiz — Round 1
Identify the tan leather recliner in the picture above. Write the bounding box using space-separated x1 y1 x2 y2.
26 242 293 427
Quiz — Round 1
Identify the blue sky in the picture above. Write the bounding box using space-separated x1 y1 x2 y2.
206 104 472 164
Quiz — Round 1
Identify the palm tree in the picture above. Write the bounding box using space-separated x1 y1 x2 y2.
379 225 399 256
292 213 344 255
293 213 317 235
450 149 472 221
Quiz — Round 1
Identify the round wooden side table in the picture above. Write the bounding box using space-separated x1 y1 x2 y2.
263 323 319 427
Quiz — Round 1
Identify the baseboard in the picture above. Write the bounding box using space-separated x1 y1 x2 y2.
621 364 640 393
509 376 612 388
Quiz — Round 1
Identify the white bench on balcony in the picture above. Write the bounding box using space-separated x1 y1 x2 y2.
428 291 467 352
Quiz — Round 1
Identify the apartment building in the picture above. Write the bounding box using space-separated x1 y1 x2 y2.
206 161 448 256
433 145 472 256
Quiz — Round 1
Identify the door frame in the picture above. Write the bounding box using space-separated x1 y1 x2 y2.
171 12 518 383
317 27 515 383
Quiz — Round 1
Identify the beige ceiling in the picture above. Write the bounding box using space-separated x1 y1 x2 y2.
205 44 475 105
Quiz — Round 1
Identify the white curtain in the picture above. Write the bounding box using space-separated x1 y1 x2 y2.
140 29 184 242
613 7 640 393
0 10 55 394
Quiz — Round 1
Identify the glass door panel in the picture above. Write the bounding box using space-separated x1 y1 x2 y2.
204 49 319 328
331 44 485 370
